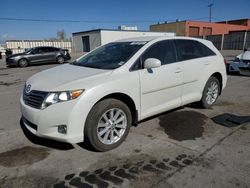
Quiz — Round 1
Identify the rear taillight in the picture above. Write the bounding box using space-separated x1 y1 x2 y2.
224 59 228 65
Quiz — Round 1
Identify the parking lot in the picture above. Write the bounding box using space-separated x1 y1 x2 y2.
0 58 249 188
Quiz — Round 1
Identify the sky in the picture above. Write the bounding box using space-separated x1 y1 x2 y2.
0 0 250 43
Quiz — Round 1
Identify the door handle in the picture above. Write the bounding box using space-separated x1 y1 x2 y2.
175 68 182 73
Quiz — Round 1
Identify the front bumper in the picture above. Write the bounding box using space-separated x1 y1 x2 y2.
20 95 92 144
6 58 18 66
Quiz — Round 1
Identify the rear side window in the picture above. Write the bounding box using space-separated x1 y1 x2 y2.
46 47 58 52
142 40 176 66
196 42 216 57
175 39 215 61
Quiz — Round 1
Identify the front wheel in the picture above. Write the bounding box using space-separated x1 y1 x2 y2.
18 59 29 68
57 56 65 64
200 76 220 109
84 99 132 151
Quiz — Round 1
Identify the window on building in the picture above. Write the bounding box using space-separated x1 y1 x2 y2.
189 27 200 37
203 27 212 35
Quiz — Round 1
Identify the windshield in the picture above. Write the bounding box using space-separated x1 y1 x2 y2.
72 42 146 70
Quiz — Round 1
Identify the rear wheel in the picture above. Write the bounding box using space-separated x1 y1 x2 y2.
18 59 29 68
85 99 132 151
57 56 65 64
200 76 220 108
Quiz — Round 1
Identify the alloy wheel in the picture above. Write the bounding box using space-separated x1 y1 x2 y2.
206 81 219 105
97 108 127 145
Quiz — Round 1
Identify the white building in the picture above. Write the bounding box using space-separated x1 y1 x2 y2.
72 29 175 52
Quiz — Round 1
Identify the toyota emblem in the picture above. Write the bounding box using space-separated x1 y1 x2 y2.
25 84 31 94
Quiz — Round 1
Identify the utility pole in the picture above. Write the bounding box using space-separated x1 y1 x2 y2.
208 3 213 22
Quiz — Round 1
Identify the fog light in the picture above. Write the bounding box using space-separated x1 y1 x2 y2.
58 125 67 134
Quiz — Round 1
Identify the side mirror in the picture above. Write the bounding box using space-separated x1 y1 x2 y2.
144 58 161 69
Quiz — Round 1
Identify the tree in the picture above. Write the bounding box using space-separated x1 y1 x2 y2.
57 29 65 41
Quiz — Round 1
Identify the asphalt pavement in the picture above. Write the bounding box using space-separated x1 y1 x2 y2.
0 58 249 188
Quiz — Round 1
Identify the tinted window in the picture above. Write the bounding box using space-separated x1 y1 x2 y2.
46 47 55 52
196 42 216 57
32 47 44 54
175 39 215 61
142 40 176 66
130 58 141 71
49 47 60 52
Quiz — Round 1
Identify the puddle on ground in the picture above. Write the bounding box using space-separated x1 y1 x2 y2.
0 146 50 167
0 175 57 188
0 79 22 86
158 111 207 141
54 153 194 188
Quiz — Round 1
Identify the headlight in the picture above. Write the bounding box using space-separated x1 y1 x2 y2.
41 89 84 109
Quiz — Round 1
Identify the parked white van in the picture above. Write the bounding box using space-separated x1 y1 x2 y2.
21 36 227 151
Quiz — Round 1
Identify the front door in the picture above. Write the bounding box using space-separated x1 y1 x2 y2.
29 47 48 63
139 40 183 119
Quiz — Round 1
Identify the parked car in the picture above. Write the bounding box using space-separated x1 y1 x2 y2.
20 36 227 151
6 46 71 67
228 48 250 76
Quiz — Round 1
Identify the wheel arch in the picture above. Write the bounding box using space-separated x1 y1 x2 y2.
210 72 223 95
96 92 138 126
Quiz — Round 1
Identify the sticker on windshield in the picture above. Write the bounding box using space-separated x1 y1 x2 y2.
118 61 125 66
130 42 147 45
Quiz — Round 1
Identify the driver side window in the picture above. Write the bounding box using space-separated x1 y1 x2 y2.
142 40 177 66
32 48 43 54
130 40 177 71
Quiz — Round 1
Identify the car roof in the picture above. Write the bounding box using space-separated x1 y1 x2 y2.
117 36 208 43
33 46 58 48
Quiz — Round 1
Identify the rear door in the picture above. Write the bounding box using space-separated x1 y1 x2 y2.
45 47 58 62
174 39 215 104
139 40 183 119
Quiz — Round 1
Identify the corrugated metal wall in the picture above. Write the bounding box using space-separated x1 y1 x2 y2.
6 40 72 54
202 31 250 50
223 32 245 50
206 35 222 50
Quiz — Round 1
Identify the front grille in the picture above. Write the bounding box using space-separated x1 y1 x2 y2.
23 90 48 109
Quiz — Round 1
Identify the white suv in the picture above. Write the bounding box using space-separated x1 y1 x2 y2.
20 36 227 151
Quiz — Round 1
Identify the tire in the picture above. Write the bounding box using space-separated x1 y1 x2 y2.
85 99 132 151
18 58 29 68
57 56 65 64
199 76 220 109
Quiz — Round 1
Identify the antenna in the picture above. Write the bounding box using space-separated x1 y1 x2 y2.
208 3 213 22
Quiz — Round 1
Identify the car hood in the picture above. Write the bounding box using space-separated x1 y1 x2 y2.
26 64 113 91
236 50 250 60
7 53 26 58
